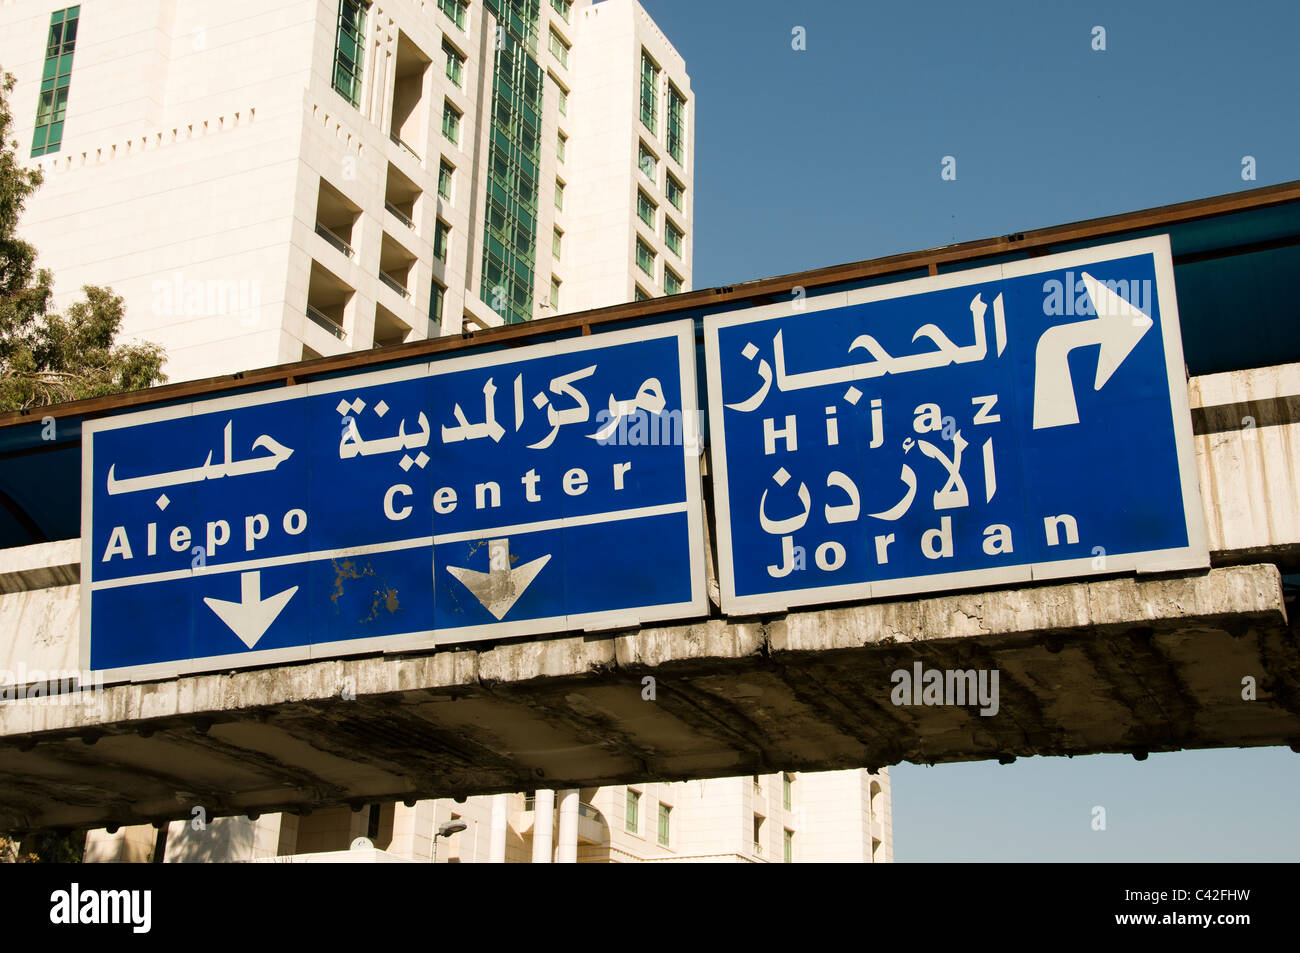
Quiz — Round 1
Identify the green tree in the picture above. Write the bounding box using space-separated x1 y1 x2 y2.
0 72 164 861
0 72 164 412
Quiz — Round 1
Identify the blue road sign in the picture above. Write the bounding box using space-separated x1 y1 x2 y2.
82 321 706 681
703 236 1208 615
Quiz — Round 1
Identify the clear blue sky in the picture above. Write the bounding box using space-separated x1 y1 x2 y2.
634 0 1300 861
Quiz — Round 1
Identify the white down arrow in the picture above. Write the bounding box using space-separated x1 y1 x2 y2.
446 538 550 620
203 571 298 649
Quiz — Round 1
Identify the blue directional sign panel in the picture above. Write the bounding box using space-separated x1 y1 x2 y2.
81 321 705 681
704 236 1208 615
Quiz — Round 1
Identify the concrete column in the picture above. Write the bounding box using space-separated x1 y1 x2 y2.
531 789 555 863
555 789 579 863
488 793 508 863
389 800 438 862
82 824 155 863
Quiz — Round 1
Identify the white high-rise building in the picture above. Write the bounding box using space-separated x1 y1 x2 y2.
2 0 893 863
84 769 894 864
0 0 695 383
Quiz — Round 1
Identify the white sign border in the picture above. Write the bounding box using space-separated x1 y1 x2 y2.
703 235 1209 617
81 320 706 683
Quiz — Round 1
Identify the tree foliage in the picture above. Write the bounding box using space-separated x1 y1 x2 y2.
0 72 165 861
0 72 164 412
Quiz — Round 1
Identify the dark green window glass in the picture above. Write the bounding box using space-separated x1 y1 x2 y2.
636 238 654 278
442 100 462 144
639 50 659 133
551 0 571 22
634 286 650 302
666 174 684 210
444 40 465 87
658 803 671 846
784 829 793 863
548 29 569 68
439 0 468 30
637 190 656 229
479 0 543 324
664 268 681 295
667 84 686 164
665 220 683 257
638 141 657 182
639 49 660 131
438 160 454 199
332 0 367 108
32 6 80 157
430 280 446 326
625 789 640 832
434 220 450 262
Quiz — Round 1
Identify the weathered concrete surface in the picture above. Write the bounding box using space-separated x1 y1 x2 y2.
1191 362 1300 568
0 564 1294 832
0 363 1297 832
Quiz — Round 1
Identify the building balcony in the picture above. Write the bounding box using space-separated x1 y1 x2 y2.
516 800 607 847
314 223 354 258
384 202 415 230
379 271 411 300
306 304 346 340
576 802 606 846
389 132 422 164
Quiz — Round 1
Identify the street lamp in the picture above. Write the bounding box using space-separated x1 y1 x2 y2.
432 819 467 864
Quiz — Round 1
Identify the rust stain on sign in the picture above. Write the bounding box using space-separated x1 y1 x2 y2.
330 559 375 605
364 587 401 623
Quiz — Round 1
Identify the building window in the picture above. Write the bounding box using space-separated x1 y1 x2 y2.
548 29 569 68
664 267 682 295
666 174 684 211
640 49 659 134
658 803 671 847
430 279 446 326
439 0 468 30
442 100 462 145
552 227 562 260
665 220 683 257
635 237 655 278
438 160 454 200
551 0 572 22
753 815 765 854
434 220 450 262
479 11 544 327
626 789 641 833
554 179 564 210
444 40 465 87
32 5 80 157
634 285 650 302
550 277 561 310
784 828 794 863
556 83 568 115
638 141 658 183
331 0 368 108
667 84 686 165
637 189 657 230
783 772 794 810
557 130 567 163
